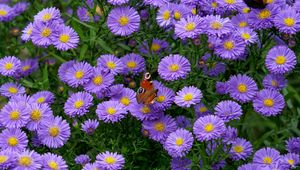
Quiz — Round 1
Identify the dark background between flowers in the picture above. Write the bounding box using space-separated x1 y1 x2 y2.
0 0 300 169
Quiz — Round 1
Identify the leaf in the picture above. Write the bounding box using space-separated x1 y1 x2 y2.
117 42 131 51
42 64 49 90
79 44 88 60
97 38 113 53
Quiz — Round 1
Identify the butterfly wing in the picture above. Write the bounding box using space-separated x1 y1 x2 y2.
136 88 158 105
243 0 266 9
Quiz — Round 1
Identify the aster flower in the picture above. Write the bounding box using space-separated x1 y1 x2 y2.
174 15 204 39
64 92 94 117
12 2 29 15
227 74 258 103
120 53 145 75
253 89 285 116
152 81 175 111
171 157 192 170
84 67 114 94
26 103 53 131
222 126 238 144
236 27 258 45
111 88 135 109
203 15 233 37
175 116 191 129
29 91 55 105
139 39 169 55
96 101 127 123
230 138 253 160
31 21 57 47
17 58 39 77
96 151 125 170
77 7 92 22
214 35 246 60
0 82 26 98
107 6 140 36
248 6 279 30
128 102 163 121
81 119 99 135
53 25 79 51
58 60 76 83
265 45 297 74
97 54 124 75
34 7 61 23
107 84 125 98
263 74 287 90
15 149 42 170
0 56 21 76
193 115 226 141
170 3 191 23
107 0 129 5
282 153 299 168
215 81 229 95
142 114 177 142
156 4 173 28
164 128 194 158
42 153 68 170
0 102 29 129
83 163 100 170
0 149 16 169
21 22 33 42
0 4 13 22
217 0 245 11
65 61 93 87
253 147 281 167
274 7 300 34
38 116 71 148
286 137 300 154
231 14 249 29
194 102 212 118
9 94 30 107
0 128 28 152
144 0 170 7
174 86 202 108
201 0 222 14
158 54 191 81
75 154 90 165
202 62 227 77
214 100 243 122
238 163 259 170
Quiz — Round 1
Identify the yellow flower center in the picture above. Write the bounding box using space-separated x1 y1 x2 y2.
169 64 179 72
211 21 222 30
204 123 214 132
183 93 193 101
271 80 277 87
185 22 196 31
151 43 161 52
283 18 295 27
233 145 244 153
0 156 8 164
22 65 30 71
18 156 32 167
241 33 251 40
105 156 116 164
199 107 207 113
175 137 184 146
74 70 84 79
31 109 42 121
7 137 18 146
288 159 294 165
4 62 13 70
10 111 20 120
242 7 250 13
37 97 45 103
156 95 165 103
275 55 286 65
266 0 273 3
42 13 52 21
106 61 116 69
211 2 218 8
74 100 84 109
8 87 18 94
48 161 59 170
237 83 247 93
93 75 103 85
41 28 52 37
258 9 271 19
59 34 70 43
263 156 272 165
126 61 137 69
119 16 129 26
141 105 150 114
0 9 8 16
263 98 274 107
225 0 235 4
106 107 116 115
223 41 234 50
26 28 32 35
120 97 130 106
174 11 181 20
192 8 197 15
162 10 170 20
49 126 60 137
154 122 165 132
239 21 248 28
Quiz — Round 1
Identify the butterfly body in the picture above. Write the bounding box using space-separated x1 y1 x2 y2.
136 72 158 105
243 0 268 9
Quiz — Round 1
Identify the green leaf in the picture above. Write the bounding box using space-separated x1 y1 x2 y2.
79 44 88 60
117 42 131 51
42 64 49 90
97 38 113 53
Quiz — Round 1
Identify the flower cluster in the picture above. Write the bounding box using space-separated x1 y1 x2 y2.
0 2 28 22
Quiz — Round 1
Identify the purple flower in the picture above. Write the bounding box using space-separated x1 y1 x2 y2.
83 163 100 170
97 54 124 75
274 7 300 34
253 147 281 167
227 74 258 103
238 163 259 170
0 149 16 169
174 86 202 108
265 45 297 74
0 56 21 77
230 138 253 160
194 102 212 118
12 2 29 15
263 74 287 90
152 81 175 111
0 128 28 152
96 100 127 123
120 53 145 75
107 0 129 5
144 0 170 7
158 54 191 81
163 128 194 158
96 151 125 170
64 92 93 117
0 82 25 98
111 87 136 109
34 7 61 23
214 100 242 122
75 154 90 165
236 27 258 45
31 21 57 47
215 81 229 95
29 91 55 105
53 25 79 51
84 67 114 94
174 15 204 39
65 61 93 88
253 89 285 116
171 157 192 170
222 126 238 144
203 15 233 37
81 119 99 135
77 7 91 22
214 35 246 60
282 153 299 168
58 60 76 83
193 115 226 141
15 149 42 170
21 22 33 42
37 116 71 148
128 102 163 121
0 102 29 129
175 115 191 129
0 4 13 22
17 58 39 77
26 103 53 131
107 6 140 36
170 3 191 23
42 153 68 170
286 137 300 154
156 4 173 28
231 14 249 29
248 6 279 30
139 39 169 55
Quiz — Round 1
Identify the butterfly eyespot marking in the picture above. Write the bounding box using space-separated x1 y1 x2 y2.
138 87 145 94
144 72 151 80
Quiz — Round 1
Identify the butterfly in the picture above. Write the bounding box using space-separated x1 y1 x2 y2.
243 0 268 9
136 72 158 105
